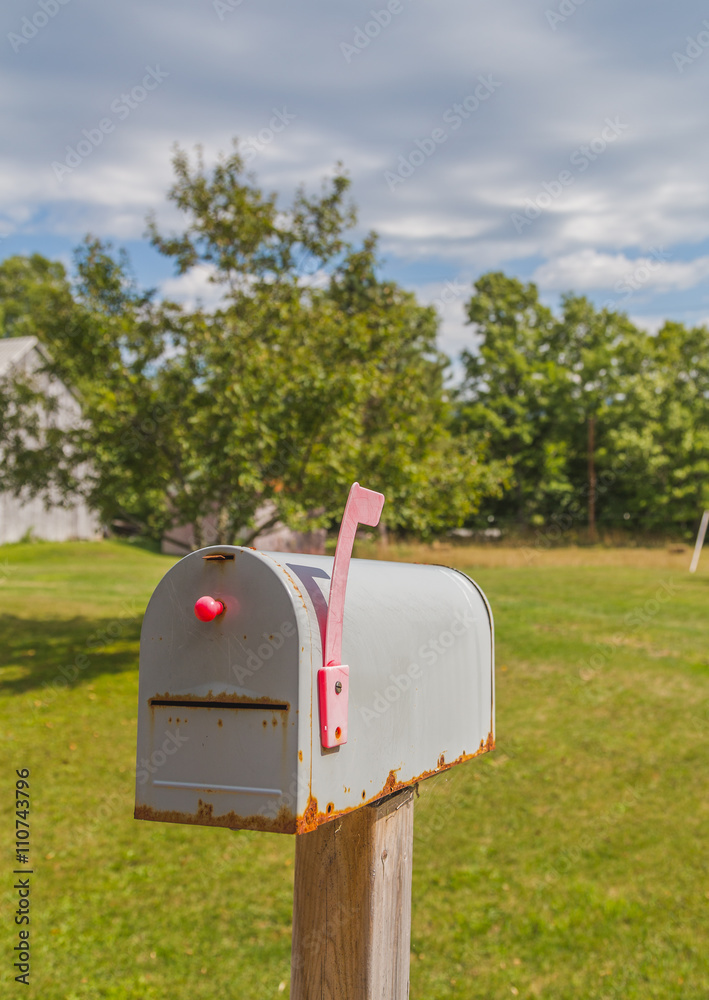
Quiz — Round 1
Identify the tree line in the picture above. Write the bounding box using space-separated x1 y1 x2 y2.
1 142 707 544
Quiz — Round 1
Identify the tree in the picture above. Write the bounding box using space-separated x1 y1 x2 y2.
0 254 77 342
602 320 709 532
458 272 565 525
458 272 657 534
1 147 505 543
542 294 646 538
0 241 179 528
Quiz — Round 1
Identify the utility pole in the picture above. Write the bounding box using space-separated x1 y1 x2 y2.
588 414 597 542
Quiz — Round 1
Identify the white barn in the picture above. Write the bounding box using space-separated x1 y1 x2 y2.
0 336 101 544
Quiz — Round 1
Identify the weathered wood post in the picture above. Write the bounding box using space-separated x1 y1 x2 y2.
291 786 414 999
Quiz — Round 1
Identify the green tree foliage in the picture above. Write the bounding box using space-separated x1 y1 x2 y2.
459 272 562 521
0 254 77 342
603 320 709 530
459 272 709 535
0 147 504 543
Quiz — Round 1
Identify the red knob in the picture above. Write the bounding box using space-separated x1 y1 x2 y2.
194 596 225 622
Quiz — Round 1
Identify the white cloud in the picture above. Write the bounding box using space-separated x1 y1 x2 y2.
2 0 709 328
160 265 227 311
533 249 709 294
411 278 474 365
627 315 670 336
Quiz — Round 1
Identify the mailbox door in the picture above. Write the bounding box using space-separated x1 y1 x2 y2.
135 547 312 833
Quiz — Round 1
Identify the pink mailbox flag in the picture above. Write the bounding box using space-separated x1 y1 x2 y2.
318 482 385 748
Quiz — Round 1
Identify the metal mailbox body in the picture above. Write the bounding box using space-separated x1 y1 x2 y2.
135 546 494 835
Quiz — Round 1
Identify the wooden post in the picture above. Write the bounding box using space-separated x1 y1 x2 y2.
290 787 414 999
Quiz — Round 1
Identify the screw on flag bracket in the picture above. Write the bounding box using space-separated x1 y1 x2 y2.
318 482 385 749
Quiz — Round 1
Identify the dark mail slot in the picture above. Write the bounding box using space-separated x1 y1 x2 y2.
149 698 289 711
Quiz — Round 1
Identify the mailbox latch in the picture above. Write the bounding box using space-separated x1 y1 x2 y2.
318 665 350 746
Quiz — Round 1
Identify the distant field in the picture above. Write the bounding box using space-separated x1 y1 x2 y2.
1 540 708 999
353 538 696 570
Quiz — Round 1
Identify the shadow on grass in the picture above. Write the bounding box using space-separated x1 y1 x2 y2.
0 614 141 696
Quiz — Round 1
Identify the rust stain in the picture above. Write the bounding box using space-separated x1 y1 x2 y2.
278 562 308 611
295 732 495 835
217 719 223 727
437 753 446 768
298 750 303 762
382 769 401 796
150 691 290 709
298 795 319 833
135 801 296 835
262 720 267 728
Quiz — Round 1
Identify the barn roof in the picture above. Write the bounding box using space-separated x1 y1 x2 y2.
0 336 40 376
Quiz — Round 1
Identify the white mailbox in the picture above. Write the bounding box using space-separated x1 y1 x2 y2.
135 486 494 835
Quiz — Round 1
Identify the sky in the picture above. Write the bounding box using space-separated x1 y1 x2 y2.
2 0 709 363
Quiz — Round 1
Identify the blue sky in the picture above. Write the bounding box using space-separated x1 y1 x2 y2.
2 0 709 361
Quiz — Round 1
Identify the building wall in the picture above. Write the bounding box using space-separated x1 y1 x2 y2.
0 342 102 544
0 490 101 545
161 502 326 555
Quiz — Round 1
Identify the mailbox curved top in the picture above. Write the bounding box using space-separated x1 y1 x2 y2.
135 546 494 835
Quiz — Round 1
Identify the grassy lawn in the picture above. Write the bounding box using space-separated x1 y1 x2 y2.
1 539 708 999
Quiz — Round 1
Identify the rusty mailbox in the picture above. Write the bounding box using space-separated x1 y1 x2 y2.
135 484 494 835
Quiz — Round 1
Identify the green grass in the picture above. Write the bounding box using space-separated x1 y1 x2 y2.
1 541 708 999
